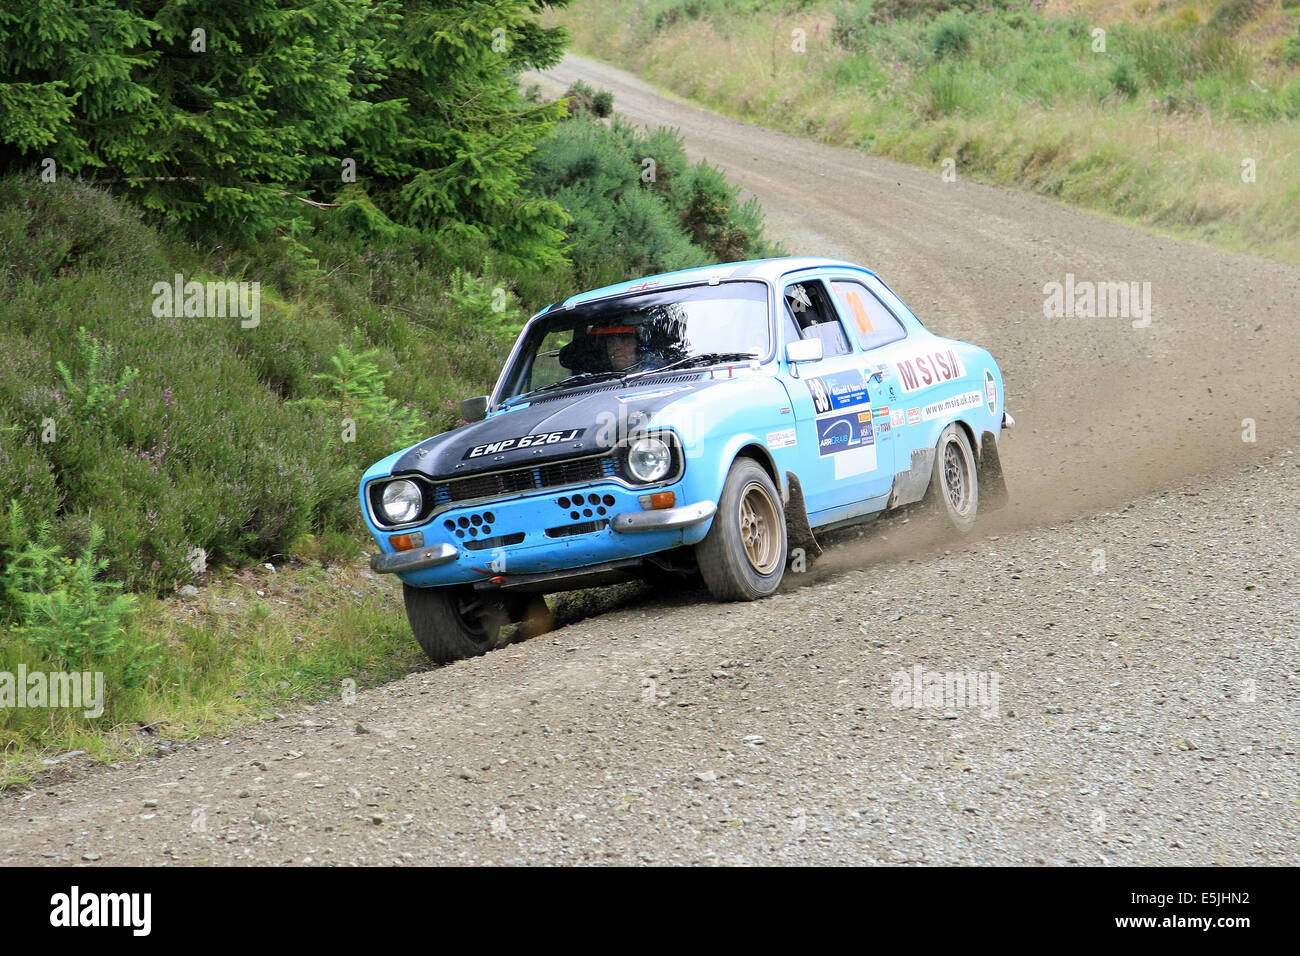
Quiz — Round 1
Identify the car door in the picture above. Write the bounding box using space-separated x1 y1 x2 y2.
825 272 922 484
778 275 893 517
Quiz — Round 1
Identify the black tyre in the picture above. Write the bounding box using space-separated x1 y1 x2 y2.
928 423 978 534
696 457 787 601
403 584 508 665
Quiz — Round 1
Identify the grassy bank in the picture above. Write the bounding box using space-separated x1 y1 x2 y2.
1 543 422 788
551 0 1300 262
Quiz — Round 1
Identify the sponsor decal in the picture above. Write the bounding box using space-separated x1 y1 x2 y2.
834 444 877 480
806 369 872 416
766 427 797 449
891 408 905 428
984 369 997 414
895 348 966 393
816 409 874 457
906 406 921 426
464 428 584 459
921 390 982 421
873 405 891 434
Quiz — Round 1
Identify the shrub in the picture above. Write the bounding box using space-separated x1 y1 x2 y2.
832 1 878 51
1208 0 1269 33
529 114 780 285
1283 25 1300 66
1110 60 1140 99
931 16 972 60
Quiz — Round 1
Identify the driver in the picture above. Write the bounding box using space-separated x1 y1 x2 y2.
591 324 641 371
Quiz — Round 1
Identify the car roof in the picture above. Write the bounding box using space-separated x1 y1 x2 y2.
553 257 877 311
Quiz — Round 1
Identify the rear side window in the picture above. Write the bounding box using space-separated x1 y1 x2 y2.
784 280 850 357
830 279 906 351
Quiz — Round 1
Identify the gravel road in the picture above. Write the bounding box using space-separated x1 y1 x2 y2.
2 54 1296 865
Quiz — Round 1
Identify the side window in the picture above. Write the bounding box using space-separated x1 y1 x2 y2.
529 328 574 389
784 281 850 357
830 279 906 351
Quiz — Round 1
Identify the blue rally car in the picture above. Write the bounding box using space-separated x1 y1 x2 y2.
361 258 1012 663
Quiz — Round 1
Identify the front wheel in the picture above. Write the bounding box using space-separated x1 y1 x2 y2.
696 458 788 601
928 422 979 534
403 584 508 665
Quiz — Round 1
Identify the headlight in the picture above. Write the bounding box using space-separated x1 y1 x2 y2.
379 479 423 525
627 436 671 483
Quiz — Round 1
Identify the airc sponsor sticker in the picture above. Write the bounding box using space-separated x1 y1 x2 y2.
984 369 997 414
816 410 873 456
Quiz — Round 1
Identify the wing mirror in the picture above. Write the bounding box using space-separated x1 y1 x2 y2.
785 339 824 364
460 395 488 423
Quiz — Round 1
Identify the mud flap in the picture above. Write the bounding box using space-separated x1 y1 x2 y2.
784 471 822 566
978 431 1009 511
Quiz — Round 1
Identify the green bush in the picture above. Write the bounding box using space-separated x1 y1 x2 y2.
1283 24 1300 66
530 112 780 286
832 2 878 51
1208 0 1269 33
930 16 972 60
1110 60 1140 99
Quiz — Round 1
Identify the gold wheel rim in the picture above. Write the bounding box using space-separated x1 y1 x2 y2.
738 482 781 575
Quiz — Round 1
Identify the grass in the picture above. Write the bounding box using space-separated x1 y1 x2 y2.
548 0 1300 262
1 532 424 789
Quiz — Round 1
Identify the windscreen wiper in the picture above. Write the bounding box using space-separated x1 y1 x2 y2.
498 370 626 410
621 352 758 383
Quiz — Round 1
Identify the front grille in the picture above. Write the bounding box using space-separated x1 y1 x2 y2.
437 455 618 504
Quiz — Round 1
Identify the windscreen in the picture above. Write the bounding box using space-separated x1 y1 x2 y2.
498 281 771 402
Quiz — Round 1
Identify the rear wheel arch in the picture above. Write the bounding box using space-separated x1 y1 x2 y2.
952 417 979 456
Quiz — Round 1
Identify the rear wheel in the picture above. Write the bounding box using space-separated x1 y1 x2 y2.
403 584 508 665
696 458 787 601
928 423 979 534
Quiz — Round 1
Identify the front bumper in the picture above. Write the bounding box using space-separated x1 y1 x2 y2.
366 482 717 586
370 542 458 575
610 500 716 532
